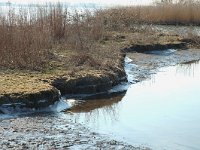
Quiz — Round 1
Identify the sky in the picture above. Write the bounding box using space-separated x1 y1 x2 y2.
0 0 153 6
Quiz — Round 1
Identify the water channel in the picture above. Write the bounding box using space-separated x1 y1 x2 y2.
65 59 200 150
1 57 200 150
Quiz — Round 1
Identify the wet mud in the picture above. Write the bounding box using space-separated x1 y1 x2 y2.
127 49 200 81
0 114 148 150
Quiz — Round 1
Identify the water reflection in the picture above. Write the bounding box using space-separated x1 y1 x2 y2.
177 60 200 77
66 60 200 150
66 95 123 128
69 95 123 113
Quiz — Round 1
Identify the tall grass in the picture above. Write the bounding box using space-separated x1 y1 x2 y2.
100 1 200 27
0 6 50 70
0 4 104 71
145 2 200 25
1 2 200 71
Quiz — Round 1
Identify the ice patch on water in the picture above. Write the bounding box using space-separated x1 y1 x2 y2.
108 82 130 93
0 98 74 119
108 57 139 93
125 56 139 83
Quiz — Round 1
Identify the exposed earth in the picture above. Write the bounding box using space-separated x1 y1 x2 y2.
0 113 150 150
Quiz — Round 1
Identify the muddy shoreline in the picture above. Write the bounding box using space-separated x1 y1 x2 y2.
0 113 146 150
1 48 200 150
1 30 200 111
0 52 127 109
127 48 200 82
0 34 190 109
1 43 200 150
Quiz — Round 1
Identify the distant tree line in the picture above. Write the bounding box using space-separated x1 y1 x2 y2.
154 0 200 4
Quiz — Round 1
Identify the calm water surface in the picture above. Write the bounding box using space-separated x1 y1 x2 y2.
66 60 200 150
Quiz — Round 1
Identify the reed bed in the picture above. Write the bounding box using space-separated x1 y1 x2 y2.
0 4 104 71
1 1 200 71
101 1 200 27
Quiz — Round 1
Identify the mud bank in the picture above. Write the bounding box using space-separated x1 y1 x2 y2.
125 42 187 53
0 75 61 108
0 32 197 109
0 52 126 109
0 114 149 150
0 88 60 109
127 48 200 82
51 62 126 95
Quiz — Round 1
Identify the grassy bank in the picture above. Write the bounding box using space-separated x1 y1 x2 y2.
0 3 199 107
